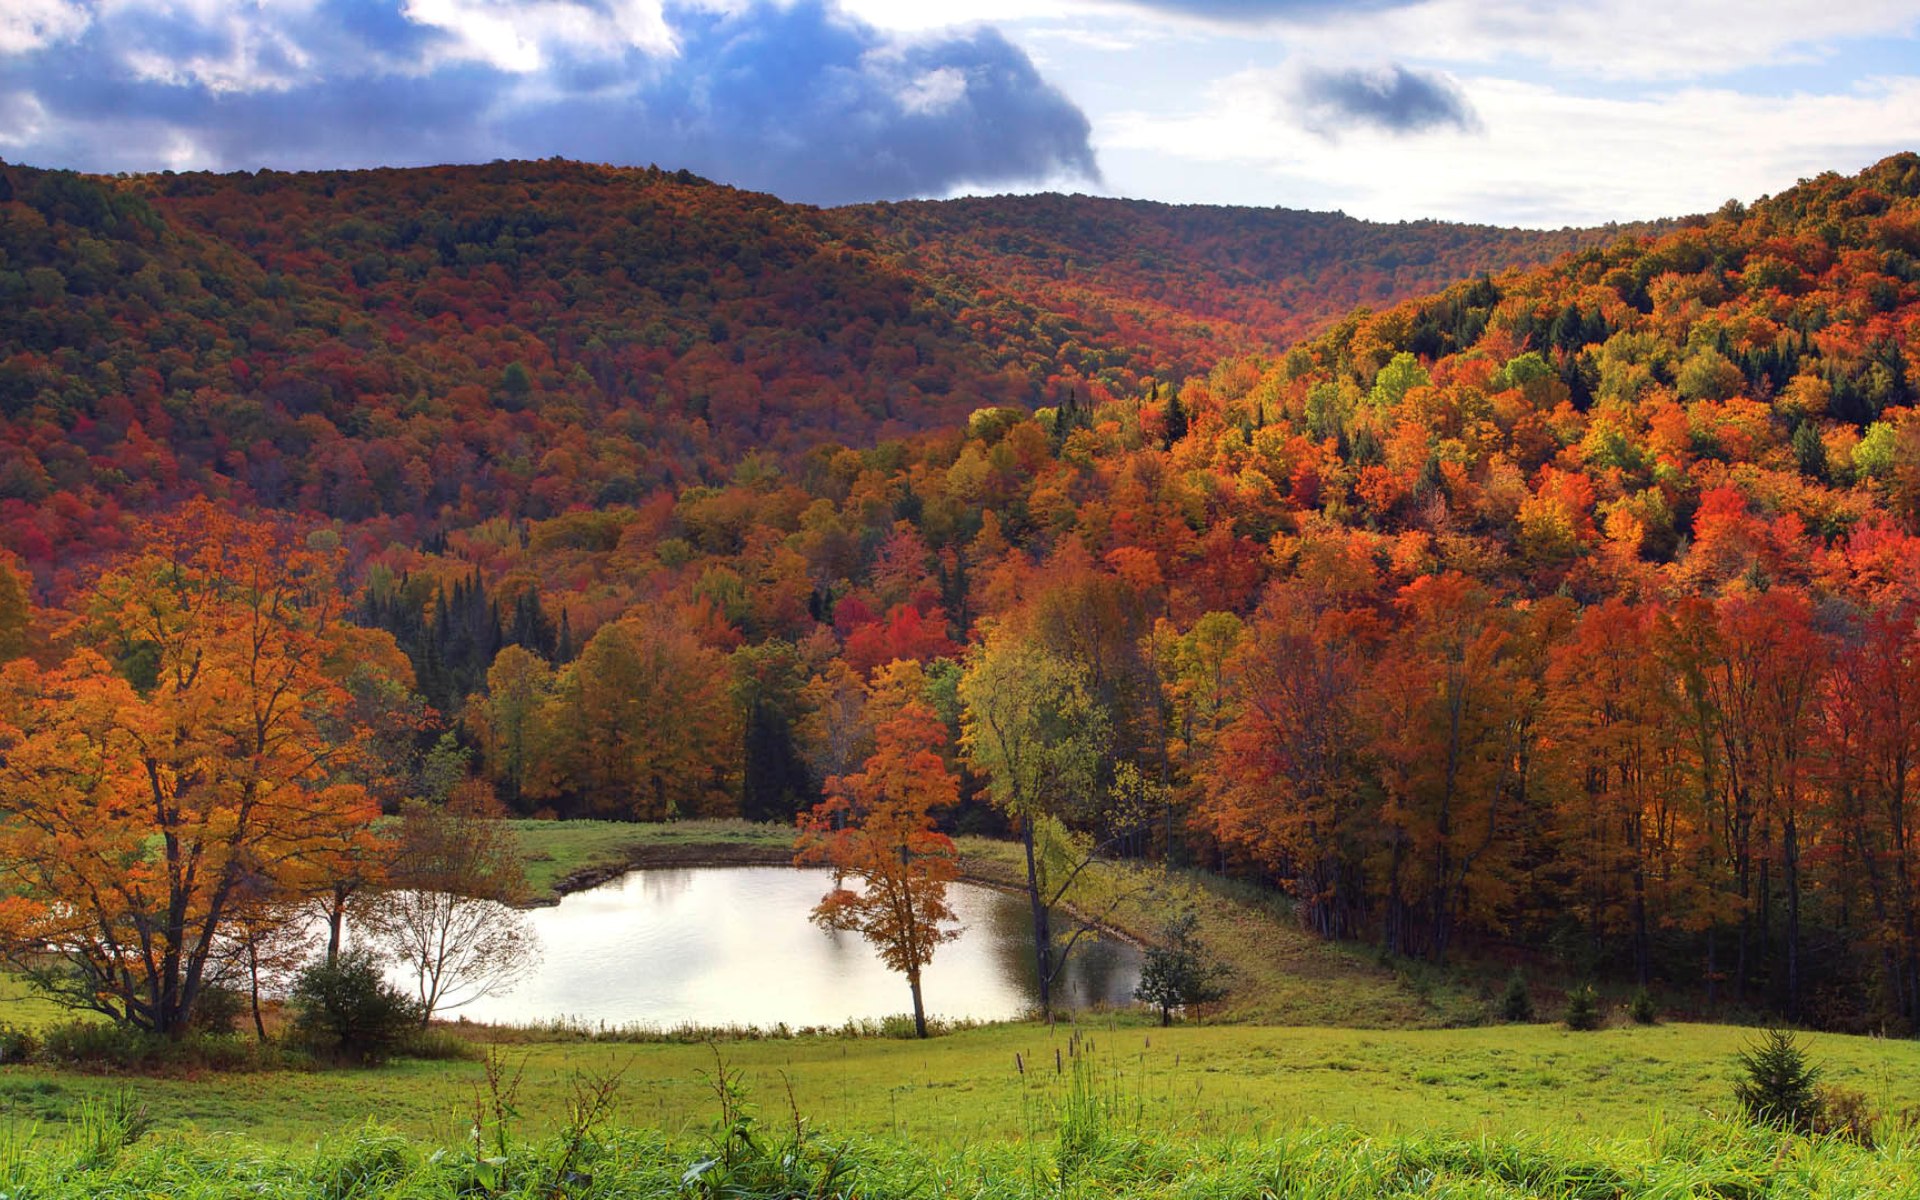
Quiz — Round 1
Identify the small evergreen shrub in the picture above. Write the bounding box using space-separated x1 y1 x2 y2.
290 949 422 1065
1564 984 1601 1031
1627 987 1658 1025
1500 970 1534 1022
1735 1028 1822 1133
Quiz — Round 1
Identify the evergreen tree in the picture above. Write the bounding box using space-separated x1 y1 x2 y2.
1133 911 1230 1026
1735 1028 1822 1133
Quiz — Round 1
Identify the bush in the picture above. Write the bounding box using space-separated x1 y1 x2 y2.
188 985 247 1036
35 1020 285 1072
1735 1028 1822 1133
0 1022 37 1064
1564 984 1601 1031
1627 987 1658 1025
39 1020 155 1068
1500 970 1534 1023
290 949 422 1065
1813 1084 1879 1146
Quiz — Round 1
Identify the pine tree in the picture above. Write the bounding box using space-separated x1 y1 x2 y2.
1735 1028 1822 1133
1501 969 1534 1022
1564 984 1601 1031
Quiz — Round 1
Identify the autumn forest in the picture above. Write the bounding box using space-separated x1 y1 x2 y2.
4 149 1920 1049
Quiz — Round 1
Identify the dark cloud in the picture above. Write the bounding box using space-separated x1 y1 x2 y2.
0 1 1099 205
1291 63 1481 137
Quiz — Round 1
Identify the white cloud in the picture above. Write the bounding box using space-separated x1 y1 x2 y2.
895 64 968 115
0 0 89 55
400 0 675 72
1104 70 1920 224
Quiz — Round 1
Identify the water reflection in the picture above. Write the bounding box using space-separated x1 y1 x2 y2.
452 866 1142 1028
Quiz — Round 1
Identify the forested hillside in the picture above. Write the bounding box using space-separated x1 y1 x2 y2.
0 159 1639 583
848 193 1666 376
5 152 1920 1030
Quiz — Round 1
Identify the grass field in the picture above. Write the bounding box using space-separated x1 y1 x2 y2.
2 1020 1916 1147
4 1110 1914 1199
3 820 1915 1193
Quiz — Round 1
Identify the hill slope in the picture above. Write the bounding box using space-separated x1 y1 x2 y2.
0 159 1648 579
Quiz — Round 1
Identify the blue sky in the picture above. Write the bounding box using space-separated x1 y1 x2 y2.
3 0 1917 226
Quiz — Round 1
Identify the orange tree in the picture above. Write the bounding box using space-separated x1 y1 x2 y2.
796 689 960 1038
0 502 379 1035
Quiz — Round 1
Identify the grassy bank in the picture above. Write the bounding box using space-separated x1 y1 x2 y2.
4 1021 1918 1147
508 818 797 901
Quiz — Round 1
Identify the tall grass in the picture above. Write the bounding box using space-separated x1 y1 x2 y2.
0 1108 1914 1198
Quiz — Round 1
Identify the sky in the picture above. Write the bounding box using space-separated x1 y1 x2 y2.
2 0 1918 227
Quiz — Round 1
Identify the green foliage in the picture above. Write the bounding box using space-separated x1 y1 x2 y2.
1628 988 1658 1026
0 1021 37 1063
1133 911 1231 1025
289 949 423 1065
1368 351 1430 410
1855 420 1898 478
1501 970 1535 1023
1564 985 1601 1031
1734 1028 1822 1133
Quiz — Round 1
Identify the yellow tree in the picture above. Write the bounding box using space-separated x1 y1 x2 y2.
0 502 379 1034
547 612 738 819
796 692 960 1037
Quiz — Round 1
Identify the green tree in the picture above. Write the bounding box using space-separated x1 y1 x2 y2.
959 629 1110 1019
1735 1028 1822 1133
1133 911 1229 1026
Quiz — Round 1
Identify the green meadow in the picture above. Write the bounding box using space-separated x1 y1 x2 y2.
3 1020 1918 1147
4 824 1917 1196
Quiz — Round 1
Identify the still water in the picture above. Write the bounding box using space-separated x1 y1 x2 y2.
450 866 1143 1028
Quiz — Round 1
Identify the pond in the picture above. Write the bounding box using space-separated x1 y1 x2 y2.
444 866 1143 1029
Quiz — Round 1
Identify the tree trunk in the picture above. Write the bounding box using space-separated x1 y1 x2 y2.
1022 819 1054 1021
1784 812 1802 1021
248 934 267 1042
908 968 928 1039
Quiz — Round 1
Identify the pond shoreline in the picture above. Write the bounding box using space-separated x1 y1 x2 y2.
541 837 1149 952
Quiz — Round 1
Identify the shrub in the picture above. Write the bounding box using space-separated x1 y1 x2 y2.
0 1022 36 1064
1500 970 1534 1023
1564 984 1601 1031
1735 1027 1822 1133
289 949 422 1065
39 1020 155 1068
1627 987 1658 1025
1813 1084 1879 1146
37 1020 289 1072
188 985 247 1036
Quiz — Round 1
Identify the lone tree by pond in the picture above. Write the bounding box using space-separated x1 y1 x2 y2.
366 780 540 1024
797 668 960 1039
1134 911 1229 1025
959 629 1112 1021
